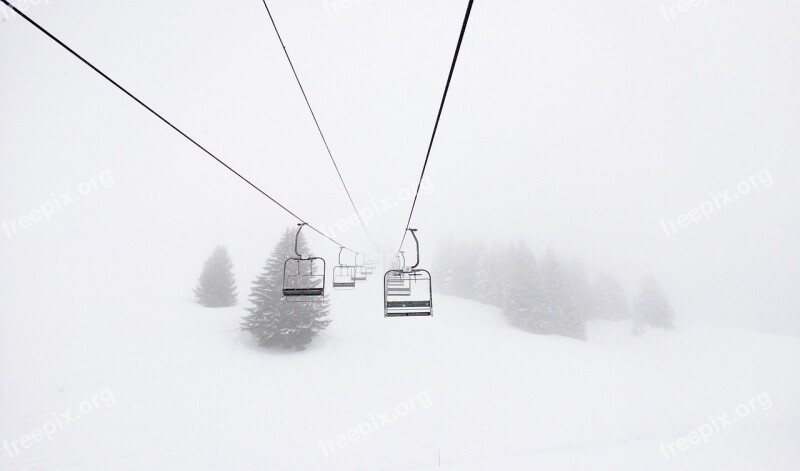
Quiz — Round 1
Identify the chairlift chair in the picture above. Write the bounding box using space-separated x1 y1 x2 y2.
333 248 356 290
391 252 406 271
384 229 432 317
386 253 407 291
363 253 376 266
282 223 326 301
360 253 375 276
353 253 368 282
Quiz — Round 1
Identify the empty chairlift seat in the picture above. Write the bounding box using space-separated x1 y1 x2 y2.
353 265 368 282
283 258 325 298
333 248 357 290
352 253 368 281
333 265 356 290
384 270 432 316
362 253 377 276
383 229 433 317
282 223 326 301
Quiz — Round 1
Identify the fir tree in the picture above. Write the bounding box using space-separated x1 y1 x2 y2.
241 227 331 351
565 260 592 324
474 245 503 307
590 272 630 320
633 275 674 330
453 240 480 299
194 245 237 307
433 236 458 295
536 250 586 340
503 242 541 331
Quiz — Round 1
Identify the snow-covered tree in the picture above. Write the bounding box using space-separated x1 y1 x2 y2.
565 260 592 324
194 245 237 307
534 250 586 340
241 227 331 350
453 240 481 299
433 236 458 295
633 275 674 330
590 272 630 320
503 242 541 331
434 236 592 340
474 245 503 307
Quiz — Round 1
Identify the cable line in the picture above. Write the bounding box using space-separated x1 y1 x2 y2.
396 0 475 253
259 0 380 251
1 0 354 251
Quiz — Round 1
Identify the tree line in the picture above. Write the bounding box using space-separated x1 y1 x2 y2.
433 236 674 340
190 231 676 351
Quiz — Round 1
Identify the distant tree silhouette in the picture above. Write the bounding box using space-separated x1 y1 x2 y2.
633 275 675 330
537 250 586 340
194 245 237 307
590 272 630 321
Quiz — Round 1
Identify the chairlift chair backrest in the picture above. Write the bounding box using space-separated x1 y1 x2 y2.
332 265 356 289
353 253 368 281
384 229 433 317
384 269 432 316
282 223 326 301
332 247 357 289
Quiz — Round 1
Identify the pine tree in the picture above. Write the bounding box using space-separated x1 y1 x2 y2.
590 272 630 320
241 227 331 350
536 250 586 340
474 245 502 307
633 275 674 330
503 242 541 331
453 240 480 299
194 245 237 307
565 260 592 324
433 236 458 295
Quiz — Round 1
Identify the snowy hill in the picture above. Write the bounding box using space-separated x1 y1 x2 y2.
2 270 799 470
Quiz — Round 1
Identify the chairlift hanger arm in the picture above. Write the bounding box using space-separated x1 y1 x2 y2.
294 223 307 258
408 229 420 269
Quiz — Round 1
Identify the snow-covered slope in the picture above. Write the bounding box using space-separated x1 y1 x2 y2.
1 271 799 470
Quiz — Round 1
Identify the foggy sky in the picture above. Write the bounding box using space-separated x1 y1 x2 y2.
1 0 798 334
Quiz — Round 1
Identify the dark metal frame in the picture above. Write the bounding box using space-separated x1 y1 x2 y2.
353 253 367 282
332 247 356 290
384 229 433 317
282 223 326 301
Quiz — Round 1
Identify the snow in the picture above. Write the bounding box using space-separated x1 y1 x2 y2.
2 1 799 469
2 271 799 470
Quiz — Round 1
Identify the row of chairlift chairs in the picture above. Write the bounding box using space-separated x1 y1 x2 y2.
281 224 433 317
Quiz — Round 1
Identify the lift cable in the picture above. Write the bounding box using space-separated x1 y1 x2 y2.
1 0 356 251
396 0 475 254
259 0 380 252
